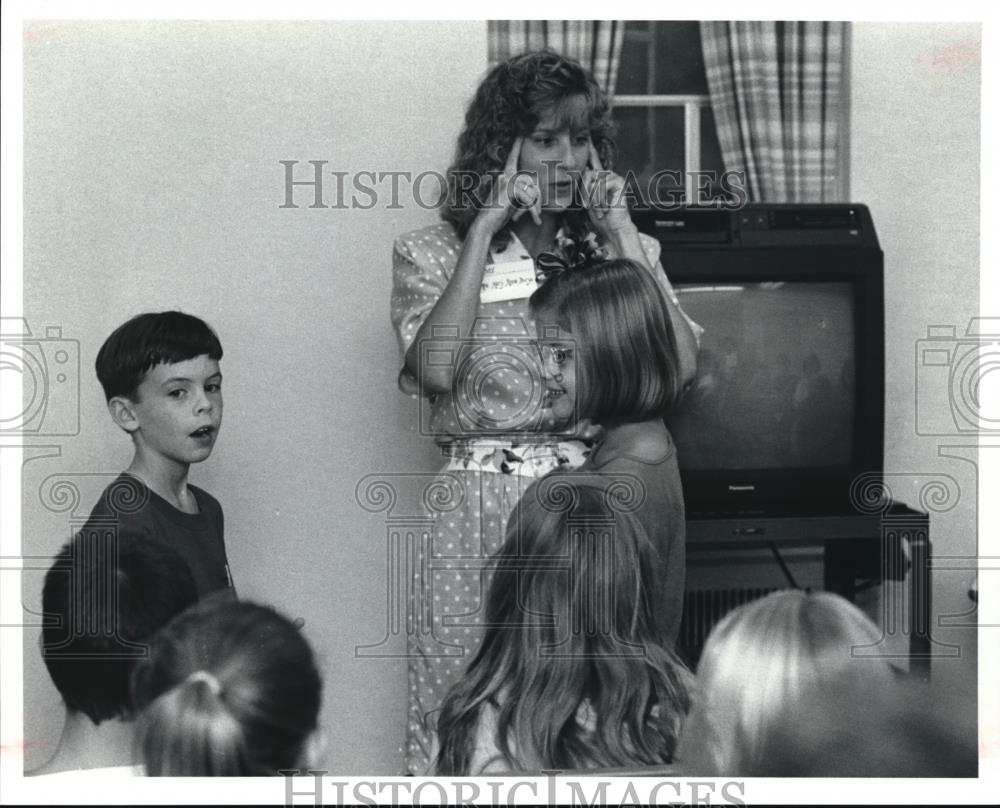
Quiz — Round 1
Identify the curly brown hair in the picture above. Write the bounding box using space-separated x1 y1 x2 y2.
441 50 617 243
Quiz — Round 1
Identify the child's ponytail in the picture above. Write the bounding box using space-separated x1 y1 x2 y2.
138 670 247 775
132 599 322 776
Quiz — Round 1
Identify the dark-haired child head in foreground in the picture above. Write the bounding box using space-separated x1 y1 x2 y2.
31 534 198 776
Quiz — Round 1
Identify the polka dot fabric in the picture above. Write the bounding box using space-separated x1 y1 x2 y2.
403 469 543 774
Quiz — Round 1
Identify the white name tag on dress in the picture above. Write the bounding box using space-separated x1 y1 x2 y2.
480 253 538 304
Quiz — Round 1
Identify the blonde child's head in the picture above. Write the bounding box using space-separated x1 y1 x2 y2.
676 589 895 776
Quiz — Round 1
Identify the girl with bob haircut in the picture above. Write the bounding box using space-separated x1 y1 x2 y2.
675 589 897 776
529 257 688 644
391 48 700 773
529 256 683 422
435 481 693 775
131 598 323 776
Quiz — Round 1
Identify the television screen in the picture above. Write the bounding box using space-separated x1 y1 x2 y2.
666 281 857 471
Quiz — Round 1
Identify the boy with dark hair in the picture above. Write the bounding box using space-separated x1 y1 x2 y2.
87 311 234 596
30 532 199 777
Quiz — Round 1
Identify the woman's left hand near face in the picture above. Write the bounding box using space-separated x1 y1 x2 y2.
579 141 635 238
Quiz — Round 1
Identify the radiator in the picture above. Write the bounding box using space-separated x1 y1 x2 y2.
678 587 782 667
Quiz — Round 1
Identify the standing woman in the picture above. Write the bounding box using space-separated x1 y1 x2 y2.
390 50 700 773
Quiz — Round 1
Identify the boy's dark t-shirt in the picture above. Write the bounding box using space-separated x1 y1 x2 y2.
79 473 234 597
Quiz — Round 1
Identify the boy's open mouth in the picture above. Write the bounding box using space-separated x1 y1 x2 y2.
190 425 214 438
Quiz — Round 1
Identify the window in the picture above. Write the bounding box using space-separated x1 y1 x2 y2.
612 21 727 205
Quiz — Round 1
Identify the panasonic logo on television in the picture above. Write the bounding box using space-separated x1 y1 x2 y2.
728 485 756 492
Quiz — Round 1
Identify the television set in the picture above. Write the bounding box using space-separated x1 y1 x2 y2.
632 204 884 519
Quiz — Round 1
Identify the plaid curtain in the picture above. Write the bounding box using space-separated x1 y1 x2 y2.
701 21 848 202
488 20 626 95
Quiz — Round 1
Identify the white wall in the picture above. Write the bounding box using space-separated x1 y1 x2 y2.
851 22 981 700
21 20 485 774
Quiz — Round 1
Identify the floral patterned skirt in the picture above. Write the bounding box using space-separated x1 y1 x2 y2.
404 439 588 775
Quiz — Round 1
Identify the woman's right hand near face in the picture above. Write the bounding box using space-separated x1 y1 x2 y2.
473 136 542 237
402 141 540 395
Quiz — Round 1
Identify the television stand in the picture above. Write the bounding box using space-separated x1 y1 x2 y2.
683 501 931 675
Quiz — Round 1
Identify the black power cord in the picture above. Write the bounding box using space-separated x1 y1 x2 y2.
768 541 800 589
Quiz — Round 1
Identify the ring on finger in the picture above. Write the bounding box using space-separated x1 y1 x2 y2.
513 180 537 206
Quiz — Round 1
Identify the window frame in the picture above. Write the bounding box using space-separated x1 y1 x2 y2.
611 20 716 203
611 93 709 201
